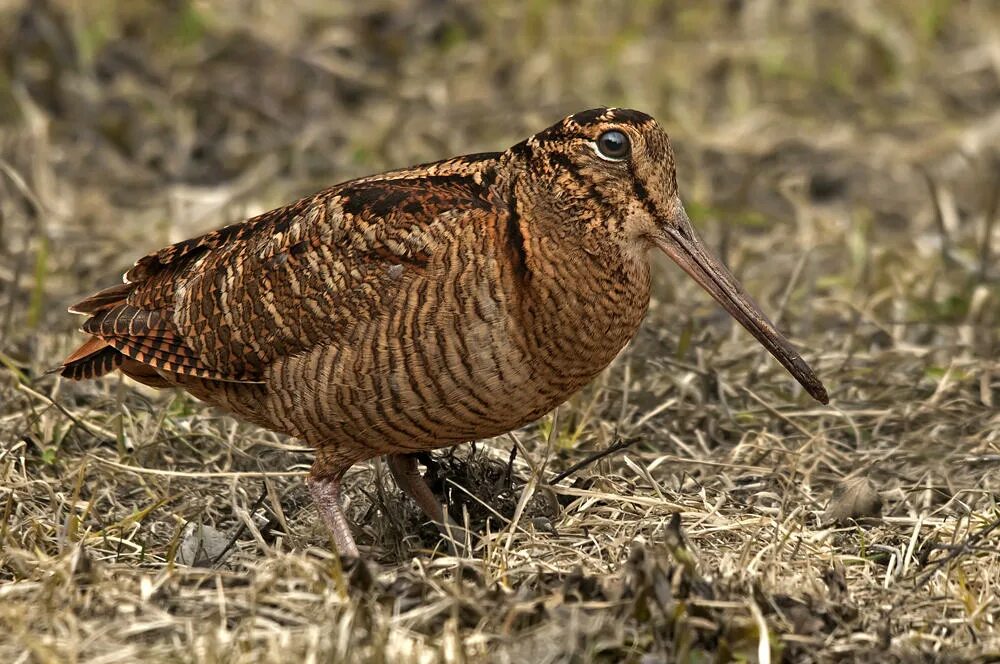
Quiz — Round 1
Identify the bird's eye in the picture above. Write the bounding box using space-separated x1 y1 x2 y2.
595 130 630 160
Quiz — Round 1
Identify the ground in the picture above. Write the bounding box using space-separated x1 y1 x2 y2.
1 1 999 662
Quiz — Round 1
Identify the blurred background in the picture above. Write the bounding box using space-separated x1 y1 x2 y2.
1 1 998 661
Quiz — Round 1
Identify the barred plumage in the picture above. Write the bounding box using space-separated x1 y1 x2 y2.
60 108 828 558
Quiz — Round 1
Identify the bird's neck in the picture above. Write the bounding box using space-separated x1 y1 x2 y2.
506 199 652 387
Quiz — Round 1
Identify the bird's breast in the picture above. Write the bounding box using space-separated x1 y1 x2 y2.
510 246 652 398
239 227 651 462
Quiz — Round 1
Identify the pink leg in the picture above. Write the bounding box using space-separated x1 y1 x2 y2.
386 453 466 553
306 473 359 558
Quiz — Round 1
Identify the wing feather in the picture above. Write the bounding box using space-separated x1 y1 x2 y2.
59 154 501 384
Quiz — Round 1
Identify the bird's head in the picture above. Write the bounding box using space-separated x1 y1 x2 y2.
510 107 828 403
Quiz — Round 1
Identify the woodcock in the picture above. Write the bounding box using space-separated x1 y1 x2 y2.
60 108 828 558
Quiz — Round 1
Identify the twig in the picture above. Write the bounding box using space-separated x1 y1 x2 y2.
910 513 1000 590
16 382 116 441
89 455 308 478
503 444 518 488
213 484 269 567
548 436 641 485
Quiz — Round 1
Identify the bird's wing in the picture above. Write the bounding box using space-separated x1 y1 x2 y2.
63 157 501 383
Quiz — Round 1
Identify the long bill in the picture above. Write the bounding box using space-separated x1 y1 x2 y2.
652 209 829 404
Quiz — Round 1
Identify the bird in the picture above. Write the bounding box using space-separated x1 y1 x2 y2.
58 107 829 558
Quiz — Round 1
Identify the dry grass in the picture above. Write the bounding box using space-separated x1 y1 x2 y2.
1 1 999 662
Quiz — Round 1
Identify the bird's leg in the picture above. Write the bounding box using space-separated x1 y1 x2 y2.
387 453 448 525
386 453 468 555
306 471 359 558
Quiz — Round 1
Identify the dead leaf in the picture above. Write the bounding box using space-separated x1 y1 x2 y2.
176 522 231 567
823 477 883 525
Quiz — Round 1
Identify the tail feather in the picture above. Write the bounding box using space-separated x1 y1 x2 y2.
61 335 109 365
62 268 257 385
58 335 178 388
59 337 126 380
68 283 135 315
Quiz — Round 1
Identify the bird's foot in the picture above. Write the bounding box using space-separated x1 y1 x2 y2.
386 452 475 557
306 473 360 559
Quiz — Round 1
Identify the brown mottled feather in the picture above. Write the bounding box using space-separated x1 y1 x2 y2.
62 156 501 386
59 108 826 556
68 282 135 315
119 359 174 389
59 337 125 380
62 335 112 365
62 121 657 462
